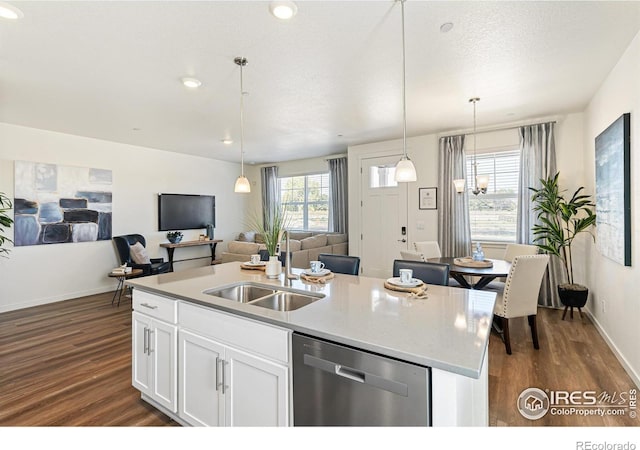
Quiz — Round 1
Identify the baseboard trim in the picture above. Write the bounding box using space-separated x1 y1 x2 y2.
0 285 116 313
584 307 640 389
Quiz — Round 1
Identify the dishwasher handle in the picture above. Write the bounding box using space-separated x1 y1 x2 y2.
303 354 408 396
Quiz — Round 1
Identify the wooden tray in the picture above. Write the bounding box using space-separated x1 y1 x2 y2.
300 272 334 283
240 262 266 271
454 257 493 268
383 280 425 293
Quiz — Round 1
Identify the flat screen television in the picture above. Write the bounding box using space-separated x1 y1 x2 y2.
158 193 215 231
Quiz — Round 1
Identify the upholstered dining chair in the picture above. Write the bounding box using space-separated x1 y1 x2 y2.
490 254 550 355
503 243 538 262
392 260 450 286
113 234 171 276
318 253 360 275
487 243 540 289
400 250 424 261
412 241 442 259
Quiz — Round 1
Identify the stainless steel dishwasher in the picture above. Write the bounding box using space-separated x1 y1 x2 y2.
292 333 430 426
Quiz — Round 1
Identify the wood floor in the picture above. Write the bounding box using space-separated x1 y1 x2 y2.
0 291 637 426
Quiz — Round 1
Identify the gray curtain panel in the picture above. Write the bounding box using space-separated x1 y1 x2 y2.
517 122 562 307
438 135 471 258
328 157 348 233
261 166 279 229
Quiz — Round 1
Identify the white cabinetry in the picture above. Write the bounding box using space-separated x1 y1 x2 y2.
132 291 178 413
178 301 290 426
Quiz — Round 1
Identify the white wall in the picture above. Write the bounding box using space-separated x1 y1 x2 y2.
0 123 246 312
583 31 640 386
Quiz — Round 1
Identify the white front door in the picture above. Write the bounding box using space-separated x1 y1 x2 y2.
360 155 408 278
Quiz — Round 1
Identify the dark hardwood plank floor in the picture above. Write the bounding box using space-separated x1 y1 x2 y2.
489 306 639 426
0 292 637 426
0 292 176 426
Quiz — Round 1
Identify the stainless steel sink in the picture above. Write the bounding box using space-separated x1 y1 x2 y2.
249 292 320 312
203 282 323 311
203 284 276 303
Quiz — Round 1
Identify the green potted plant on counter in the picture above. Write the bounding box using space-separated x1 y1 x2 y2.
530 172 596 315
248 204 289 278
0 192 14 258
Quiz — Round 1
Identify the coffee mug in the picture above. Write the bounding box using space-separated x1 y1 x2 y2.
250 254 261 264
310 261 325 273
399 268 413 283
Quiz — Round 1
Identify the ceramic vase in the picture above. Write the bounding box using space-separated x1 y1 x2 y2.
265 255 281 279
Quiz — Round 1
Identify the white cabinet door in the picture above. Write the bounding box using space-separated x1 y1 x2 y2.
132 311 177 413
132 312 152 393
151 319 177 413
179 330 225 426
224 346 289 427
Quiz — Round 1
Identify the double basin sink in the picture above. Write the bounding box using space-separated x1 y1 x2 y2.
203 282 324 312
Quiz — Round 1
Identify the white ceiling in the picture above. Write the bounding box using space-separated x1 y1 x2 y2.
1 1 639 164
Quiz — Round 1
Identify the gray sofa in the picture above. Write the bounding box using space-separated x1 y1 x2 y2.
220 231 348 269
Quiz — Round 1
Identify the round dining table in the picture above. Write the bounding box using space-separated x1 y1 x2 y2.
427 257 511 290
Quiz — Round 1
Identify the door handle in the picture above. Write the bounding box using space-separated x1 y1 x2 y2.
397 239 406 243
143 327 148 354
215 357 222 392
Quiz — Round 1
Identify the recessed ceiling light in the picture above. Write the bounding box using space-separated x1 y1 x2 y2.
0 2 24 20
440 22 454 33
181 77 202 88
222 139 233 145
269 1 297 20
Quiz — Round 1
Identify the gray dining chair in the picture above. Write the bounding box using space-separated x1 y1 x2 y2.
392 260 450 286
318 254 360 275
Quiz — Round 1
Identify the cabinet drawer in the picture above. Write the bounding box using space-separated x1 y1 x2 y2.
179 301 290 365
133 290 178 324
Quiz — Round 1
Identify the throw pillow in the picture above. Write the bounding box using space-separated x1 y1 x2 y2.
238 231 256 242
130 242 151 264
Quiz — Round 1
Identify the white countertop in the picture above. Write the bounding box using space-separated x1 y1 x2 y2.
127 262 496 379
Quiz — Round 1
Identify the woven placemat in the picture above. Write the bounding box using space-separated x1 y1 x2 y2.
240 263 266 271
300 272 335 284
453 257 493 268
383 280 425 294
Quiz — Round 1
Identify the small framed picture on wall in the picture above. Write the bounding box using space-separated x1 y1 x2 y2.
419 187 437 210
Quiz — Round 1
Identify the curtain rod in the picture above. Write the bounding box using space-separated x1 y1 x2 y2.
438 115 560 139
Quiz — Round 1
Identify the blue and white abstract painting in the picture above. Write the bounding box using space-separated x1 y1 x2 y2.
14 161 113 246
595 113 631 266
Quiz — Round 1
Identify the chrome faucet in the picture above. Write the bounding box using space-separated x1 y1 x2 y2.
282 230 299 286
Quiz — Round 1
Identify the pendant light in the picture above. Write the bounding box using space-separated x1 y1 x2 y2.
469 97 488 195
394 0 417 183
453 97 488 194
234 57 251 193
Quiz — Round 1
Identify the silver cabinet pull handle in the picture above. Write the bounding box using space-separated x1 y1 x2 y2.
140 303 158 309
215 357 221 391
148 330 154 355
143 327 148 354
221 359 227 395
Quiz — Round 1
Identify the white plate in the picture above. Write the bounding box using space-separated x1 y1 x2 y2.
302 268 331 277
386 277 423 287
244 261 266 266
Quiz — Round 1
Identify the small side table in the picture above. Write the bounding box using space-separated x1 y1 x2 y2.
108 269 143 306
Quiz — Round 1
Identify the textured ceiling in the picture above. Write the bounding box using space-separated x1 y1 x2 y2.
1 1 639 164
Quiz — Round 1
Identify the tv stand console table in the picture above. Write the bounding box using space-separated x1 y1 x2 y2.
160 239 223 271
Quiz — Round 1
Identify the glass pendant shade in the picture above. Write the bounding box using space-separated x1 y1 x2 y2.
453 178 466 193
234 175 251 193
395 156 417 182
476 174 489 191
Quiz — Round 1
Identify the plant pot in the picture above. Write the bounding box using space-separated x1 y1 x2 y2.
265 255 281 279
557 283 588 308
168 237 182 244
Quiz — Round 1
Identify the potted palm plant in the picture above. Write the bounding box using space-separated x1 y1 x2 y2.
530 173 596 310
0 192 14 258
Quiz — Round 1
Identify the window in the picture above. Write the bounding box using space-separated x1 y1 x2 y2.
279 173 330 231
465 149 520 242
369 165 397 188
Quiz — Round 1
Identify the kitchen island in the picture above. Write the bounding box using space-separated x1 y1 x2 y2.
127 262 496 426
